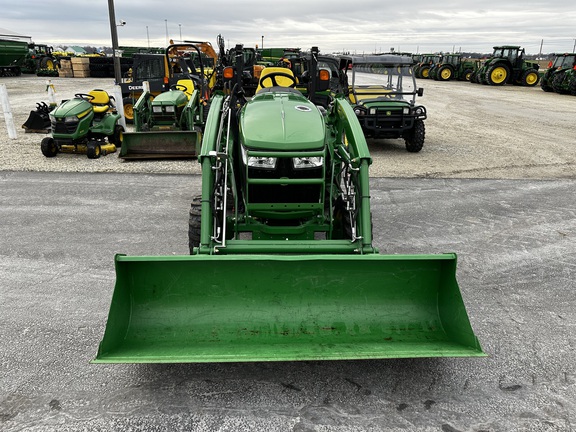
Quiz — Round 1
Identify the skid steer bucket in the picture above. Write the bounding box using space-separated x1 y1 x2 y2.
93 253 484 363
119 130 201 159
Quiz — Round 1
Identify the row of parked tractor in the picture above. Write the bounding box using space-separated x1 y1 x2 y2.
412 45 576 95
31 36 428 161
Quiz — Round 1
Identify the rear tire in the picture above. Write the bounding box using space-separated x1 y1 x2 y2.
486 64 509 86
41 137 58 157
86 141 101 159
109 124 124 147
188 195 202 254
438 66 452 81
405 119 425 153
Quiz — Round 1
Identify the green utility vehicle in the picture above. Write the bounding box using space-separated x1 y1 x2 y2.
541 53 576 95
472 45 539 86
41 90 124 159
94 47 483 363
340 55 427 152
430 54 476 81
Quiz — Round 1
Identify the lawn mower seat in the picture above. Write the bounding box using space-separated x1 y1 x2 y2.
88 89 112 114
176 79 195 99
256 67 297 94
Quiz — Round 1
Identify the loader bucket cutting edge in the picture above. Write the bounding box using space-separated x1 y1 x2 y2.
93 253 485 363
119 131 200 159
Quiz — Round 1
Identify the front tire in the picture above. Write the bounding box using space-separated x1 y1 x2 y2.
41 137 58 157
405 119 425 153
188 195 202 254
122 97 134 124
522 69 539 87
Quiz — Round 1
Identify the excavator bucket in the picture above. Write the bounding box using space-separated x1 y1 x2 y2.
119 130 201 159
93 253 485 363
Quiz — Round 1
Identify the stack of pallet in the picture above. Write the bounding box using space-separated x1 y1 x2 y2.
71 57 90 78
58 58 73 77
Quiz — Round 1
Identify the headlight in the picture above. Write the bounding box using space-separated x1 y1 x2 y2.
369 108 377 115
241 146 277 169
165 105 175 113
152 106 162 113
403 107 409 115
293 157 323 169
415 107 424 116
354 107 366 116
64 115 78 123
49 114 56 123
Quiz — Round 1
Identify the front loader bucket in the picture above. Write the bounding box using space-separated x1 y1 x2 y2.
119 130 200 159
93 253 485 363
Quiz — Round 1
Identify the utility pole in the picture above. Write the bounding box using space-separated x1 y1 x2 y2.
539 39 543 58
107 0 122 84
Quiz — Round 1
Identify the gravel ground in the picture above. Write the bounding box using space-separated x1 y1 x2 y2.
1 74 575 179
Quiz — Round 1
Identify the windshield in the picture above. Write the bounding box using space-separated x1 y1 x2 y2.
350 63 416 101
557 55 576 68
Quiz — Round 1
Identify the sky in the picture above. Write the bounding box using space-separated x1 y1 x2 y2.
2 0 576 55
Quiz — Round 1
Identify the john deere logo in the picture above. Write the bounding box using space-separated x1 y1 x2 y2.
386 111 392 116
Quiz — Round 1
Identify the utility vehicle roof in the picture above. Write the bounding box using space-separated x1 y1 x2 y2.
341 55 413 65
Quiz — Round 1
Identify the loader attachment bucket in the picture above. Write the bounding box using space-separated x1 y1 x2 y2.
119 130 201 159
93 253 484 363
22 109 51 132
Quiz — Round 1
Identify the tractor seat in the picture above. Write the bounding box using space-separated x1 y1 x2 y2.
176 79 195 99
256 67 297 94
88 89 112 114
348 86 392 104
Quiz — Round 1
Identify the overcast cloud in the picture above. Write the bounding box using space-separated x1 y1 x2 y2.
2 0 575 54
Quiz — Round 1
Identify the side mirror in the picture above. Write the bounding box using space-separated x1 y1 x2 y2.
417 87 424 97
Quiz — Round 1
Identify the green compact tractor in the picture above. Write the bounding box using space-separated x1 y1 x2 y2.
119 44 211 159
541 53 576 95
430 54 476 81
472 46 539 86
41 90 124 159
340 55 427 152
94 47 483 364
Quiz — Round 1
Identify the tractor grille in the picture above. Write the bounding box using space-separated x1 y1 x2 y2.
52 119 78 134
248 159 323 204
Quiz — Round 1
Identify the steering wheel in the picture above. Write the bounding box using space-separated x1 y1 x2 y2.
74 93 94 101
170 83 189 92
258 72 297 89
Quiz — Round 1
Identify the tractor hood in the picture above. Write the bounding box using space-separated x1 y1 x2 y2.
54 98 93 118
240 92 325 151
152 90 188 107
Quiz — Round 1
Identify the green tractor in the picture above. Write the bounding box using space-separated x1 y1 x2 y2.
414 54 442 79
41 89 123 159
541 53 576 95
430 54 476 81
339 55 427 152
119 44 210 159
472 46 539 86
93 47 484 364
22 44 59 76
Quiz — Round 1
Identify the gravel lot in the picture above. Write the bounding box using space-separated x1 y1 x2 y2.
1 74 575 179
